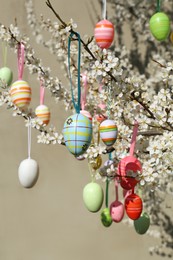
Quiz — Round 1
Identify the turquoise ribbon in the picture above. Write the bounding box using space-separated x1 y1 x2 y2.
68 32 81 114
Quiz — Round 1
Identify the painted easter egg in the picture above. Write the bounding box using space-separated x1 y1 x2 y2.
134 212 150 235
149 12 170 41
35 104 50 125
99 119 118 146
90 155 102 170
118 156 141 190
95 113 107 123
10 80 31 109
110 200 124 223
83 182 104 212
0 67 13 86
80 110 92 121
94 19 114 49
18 158 39 188
100 208 112 227
63 113 92 156
125 193 143 220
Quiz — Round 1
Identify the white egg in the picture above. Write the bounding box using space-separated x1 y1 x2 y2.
18 158 39 188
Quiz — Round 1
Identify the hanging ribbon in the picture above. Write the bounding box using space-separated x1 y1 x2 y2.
105 178 109 208
68 32 81 114
129 120 139 157
115 179 119 201
102 0 107 20
156 0 161 12
40 79 45 105
28 118 32 159
81 73 88 110
17 43 25 80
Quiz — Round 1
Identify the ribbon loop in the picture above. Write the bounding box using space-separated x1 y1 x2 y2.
17 43 25 80
81 73 89 110
102 0 107 20
28 117 32 159
40 79 45 105
68 32 81 114
130 121 139 157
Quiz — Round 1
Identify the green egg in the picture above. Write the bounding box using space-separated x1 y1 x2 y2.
0 67 13 87
134 212 150 235
101 208 112 227
149 12 170 41
83 182 104 212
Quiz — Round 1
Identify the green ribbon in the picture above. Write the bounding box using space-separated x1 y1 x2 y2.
105 178 109 208
156 0 161 12
68 32 81 114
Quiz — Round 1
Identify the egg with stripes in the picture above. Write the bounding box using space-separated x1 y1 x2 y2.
35 104 50 125
149 12 170 41
63 113 92 156
10 80 31 109
125 193 143 220
99 119 117 146
94 19 114 49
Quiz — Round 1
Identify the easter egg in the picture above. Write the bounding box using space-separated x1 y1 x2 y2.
35 104 50 125
149 12 170 41
99 119 118 146
10 80 31 108
94 19 114 49
18 158 39 188
90 155 102 170
0 67 13 86
110 200 124 223
83 182 104 212
125 193 143 220
95 114 107 123
63 113 92 156
101 208 112 227
80 110 92 121
134 212 150 235
118 156 141 190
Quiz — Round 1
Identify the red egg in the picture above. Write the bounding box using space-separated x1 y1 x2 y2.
125 193 143 220
118 156 141 190
94 19 114 49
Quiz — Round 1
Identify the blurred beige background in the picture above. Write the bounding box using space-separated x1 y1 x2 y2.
0 1 167 260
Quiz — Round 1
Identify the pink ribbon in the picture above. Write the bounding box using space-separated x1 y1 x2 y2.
130 120 139 157
40 79 45 105
17 43 25 80
81 73 89 110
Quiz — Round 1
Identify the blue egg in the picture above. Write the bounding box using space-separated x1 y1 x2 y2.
63 113 92 156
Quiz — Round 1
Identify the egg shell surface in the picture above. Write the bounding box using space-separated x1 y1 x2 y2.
94 19 114 49
35 104 50 125
0 67 13 86
110 200 124 223
101 208 113 227
10 80 31 108
134 212 150 235
149 12 170 41
18 158 39 188
125 193 143 220
63 113 92 156
83 182 104 212
99 119 118 146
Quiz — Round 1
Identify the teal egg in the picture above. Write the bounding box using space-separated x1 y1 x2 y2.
134 212 150 235
83 182 104 212
149 12 170 41
0 67 13 87
63 113 92 156
101 208 113 227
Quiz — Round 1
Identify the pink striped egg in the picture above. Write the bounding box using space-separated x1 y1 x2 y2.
99 119 118 146
10 80 31 109
35 104 50 125
94 19 114 49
